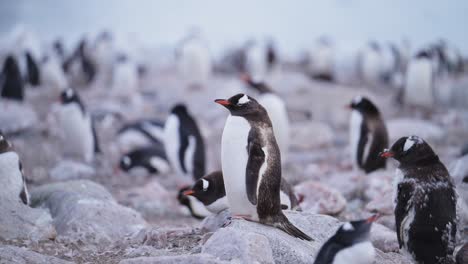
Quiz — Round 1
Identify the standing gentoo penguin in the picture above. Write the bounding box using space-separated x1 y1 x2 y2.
1 55 24 101
163 104 205 183
348 96 388 173
313 215 378 264
183 171 301 214
215 93 312 240
380 136 457 264
0 133 29 205
241 74 289 161
119 145 170 176
57 88 100 162
404 50 435 108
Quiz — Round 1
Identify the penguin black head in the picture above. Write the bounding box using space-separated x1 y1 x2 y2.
183 171 225 206
331 215 378 245
118 147 169 174
215 93 266 118
0 133 13 154
171 104 188 115
348 96 380 115
177 186 206 220
240 74 272 94
380 136 438 166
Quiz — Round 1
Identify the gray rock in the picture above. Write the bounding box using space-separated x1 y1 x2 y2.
120 254 227 264
0 101 38 134
387 118 445 142
0 197 56 241
0 245 72 264
371 223 399 253
30 180 147 244
200 209 231 232
201 212 411 263
49 160 96 181
294 180 347 215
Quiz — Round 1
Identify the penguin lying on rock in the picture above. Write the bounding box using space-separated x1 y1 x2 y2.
215 93 312 241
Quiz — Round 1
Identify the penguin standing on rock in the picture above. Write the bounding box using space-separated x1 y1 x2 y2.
57 88 100 162
1 55 24 101
313 215 378 264
163 104 205 183
241 74 289 160
183 170 300 215
215 93 312 240
348 96 388 173
0 133 29 205
381 136 457 264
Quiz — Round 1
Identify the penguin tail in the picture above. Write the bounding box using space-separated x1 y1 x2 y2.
271 213 313 241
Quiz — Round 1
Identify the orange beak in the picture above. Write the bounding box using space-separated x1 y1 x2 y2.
183 189 194 196
366 214 380 223
379 150 394 158
214 99 231 106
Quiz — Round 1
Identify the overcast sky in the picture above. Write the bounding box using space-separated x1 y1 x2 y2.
1 0 467 55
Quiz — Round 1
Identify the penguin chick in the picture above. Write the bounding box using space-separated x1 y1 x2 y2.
348 96 388 173
381 136 457 264
313 215 378 264
215 93 312 241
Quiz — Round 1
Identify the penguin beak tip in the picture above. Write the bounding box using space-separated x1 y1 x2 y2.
214 99 231 106
183 190 194 196
366 214 380 223
379 150 394 158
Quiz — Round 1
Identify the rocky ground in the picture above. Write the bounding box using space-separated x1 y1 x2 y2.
1 67 468 263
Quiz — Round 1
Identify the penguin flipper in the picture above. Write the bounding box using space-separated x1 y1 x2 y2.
395 181 414 248
91 120 101 153
246 140 265 206
272 213 313 241
356 122 369 167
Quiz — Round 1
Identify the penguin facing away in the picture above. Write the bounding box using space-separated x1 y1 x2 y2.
215 93 312 241
119 145 170 176
0 133 29 205
163 104 205 182
380 136 457 264
1 55 24 101
241 74 289 161
313 215 378 264
183 170 300 215
57 88 100 162
348 96 388 173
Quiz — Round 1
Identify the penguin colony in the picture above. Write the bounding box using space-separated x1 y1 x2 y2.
0 26 467 264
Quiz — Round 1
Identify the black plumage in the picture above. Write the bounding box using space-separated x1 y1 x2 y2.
1 55 24 101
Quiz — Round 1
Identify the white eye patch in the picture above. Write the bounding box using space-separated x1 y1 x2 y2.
342 222 354 231
202 178 209 191
352 96 363 105
238 94 250 105
66 89 73 98
403 138 416 152
0 135 3 141
122 156 131 166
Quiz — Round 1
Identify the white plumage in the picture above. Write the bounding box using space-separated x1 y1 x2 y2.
178 39 212 87
349 110 363 170
333 241 375 264
404 58 434 107
0 152 25 202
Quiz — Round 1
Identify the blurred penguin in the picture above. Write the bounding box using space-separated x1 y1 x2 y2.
0 133 29 205
117 119 165 152
56 88 100 162
245 40 268 82
359 42 383 86
111 54 139 97
241 74 289 161
404 49 435 108
308 37 334 81
1 55 24 101
41 55 68 93
178 33 212 89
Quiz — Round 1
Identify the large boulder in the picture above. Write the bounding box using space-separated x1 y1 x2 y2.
201 212 411 264
0 245 72 264
49 160 96 181
294 180 346 215
30 180 147 244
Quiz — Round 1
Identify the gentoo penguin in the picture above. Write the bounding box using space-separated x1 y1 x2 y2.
380 136 457 264
183 170 302 214
57 88 100 162
183 171 228 214
111 54 139 97
308 37 334 81
163 104 205 182
41 55 68 92
241 74 289 161
119 145 170 176
178 36 212 88
63 39 96 86
313 215 378 264
0 133 29 205
404 50 435 108
266 40 277 73
117 119 165 152
360 42 383 86
215 93 312 240
177 186 211 219
1 55 24 101
25 51 40 86
348 96 388 173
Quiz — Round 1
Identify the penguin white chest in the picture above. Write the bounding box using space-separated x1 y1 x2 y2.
405 58 434 107
221 115 256 216
0 152 24 200
163 115 183 175
333 241 375 264
259 94 289 160
57 104 94 162
349 110 363 169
